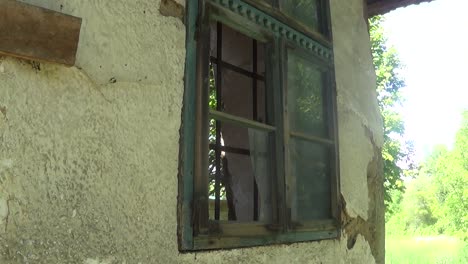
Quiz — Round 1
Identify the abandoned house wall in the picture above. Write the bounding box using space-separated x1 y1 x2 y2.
0 0 383 263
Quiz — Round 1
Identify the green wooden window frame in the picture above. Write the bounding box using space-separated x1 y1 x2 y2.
178 0 341 251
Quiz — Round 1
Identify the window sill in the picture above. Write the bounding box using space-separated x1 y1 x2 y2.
184 220 340 251
191 228 339 251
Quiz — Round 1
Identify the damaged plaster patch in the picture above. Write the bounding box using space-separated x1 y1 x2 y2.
343 234 376 264
342 195 371 251
338 110 373 220
159 0 184 22
342 127 385 264
0 105 7 129
83 257 116 264
0 196 8 228
0 105 7 119
0 160 14 232
0 159 14 175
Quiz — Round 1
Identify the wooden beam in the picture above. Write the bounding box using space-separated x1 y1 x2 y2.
0 0 82 66
367 0 434 17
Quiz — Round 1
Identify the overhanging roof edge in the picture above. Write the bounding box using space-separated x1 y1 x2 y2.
367 0 435 16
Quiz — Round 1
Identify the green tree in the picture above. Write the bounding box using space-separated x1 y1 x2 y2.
388 112 468 238
369 16 413 209
430 112 468 238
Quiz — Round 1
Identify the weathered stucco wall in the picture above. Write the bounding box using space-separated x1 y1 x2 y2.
0 0 383 263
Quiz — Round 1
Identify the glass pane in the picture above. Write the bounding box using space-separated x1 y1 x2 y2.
209 67 268 123
211 24 267 74
290 138 331 221
280 0 320 32
209 23 268 123
221 25 253 72
208 120 274 223
287 49 326 137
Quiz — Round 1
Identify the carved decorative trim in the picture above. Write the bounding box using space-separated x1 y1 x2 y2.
209 0 332 62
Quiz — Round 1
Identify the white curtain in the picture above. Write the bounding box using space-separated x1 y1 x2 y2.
248 128 272 222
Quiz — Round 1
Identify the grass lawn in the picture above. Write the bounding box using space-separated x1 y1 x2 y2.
386 236 468 264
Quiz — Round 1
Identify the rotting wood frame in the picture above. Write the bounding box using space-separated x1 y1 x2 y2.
179 0 341 251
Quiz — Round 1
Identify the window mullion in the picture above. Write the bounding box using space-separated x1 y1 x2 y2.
276 37 291 232
252 39 260 221
264 38 284 231
325 70 341 222
319 68 340 223
290 131 334 145
179 0 200 251
317 0 329 38
194 5 212 235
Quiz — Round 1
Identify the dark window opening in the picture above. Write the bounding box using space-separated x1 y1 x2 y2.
208 23 272 222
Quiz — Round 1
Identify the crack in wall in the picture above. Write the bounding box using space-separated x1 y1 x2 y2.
3 195 12 233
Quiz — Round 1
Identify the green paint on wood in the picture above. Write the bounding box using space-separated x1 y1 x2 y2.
179 0 199 251
180 0 341 251
208 0 333 62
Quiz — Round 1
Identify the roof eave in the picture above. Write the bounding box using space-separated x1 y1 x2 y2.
367 0 435 17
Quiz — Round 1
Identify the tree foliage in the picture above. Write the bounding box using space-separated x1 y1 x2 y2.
387 111 468 239
369 16 413 207
371 16 468 245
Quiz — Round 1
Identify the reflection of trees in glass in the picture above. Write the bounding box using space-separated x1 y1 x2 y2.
288 52 323 134
282 0 318 30
288 52 330 219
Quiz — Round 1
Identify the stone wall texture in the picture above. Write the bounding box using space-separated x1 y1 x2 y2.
0 0 384 263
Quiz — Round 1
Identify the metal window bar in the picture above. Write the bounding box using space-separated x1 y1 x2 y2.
210 56 265 82
252 39 259 221
214 22 223 221
209 144 251 156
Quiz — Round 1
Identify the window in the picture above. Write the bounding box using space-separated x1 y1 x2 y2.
179 0 340 251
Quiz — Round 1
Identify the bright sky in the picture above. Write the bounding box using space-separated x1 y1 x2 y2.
383 0 468 162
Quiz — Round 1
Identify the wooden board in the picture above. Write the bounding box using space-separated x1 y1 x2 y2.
0 0 82 66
